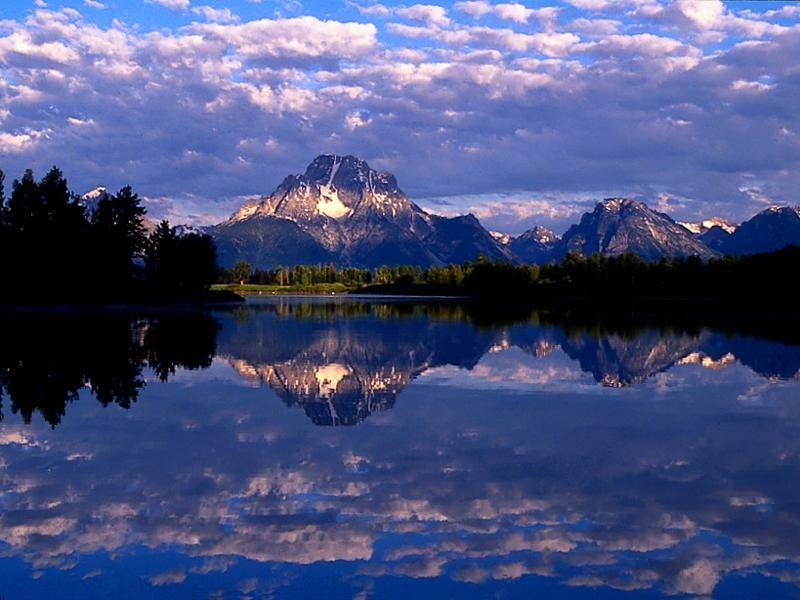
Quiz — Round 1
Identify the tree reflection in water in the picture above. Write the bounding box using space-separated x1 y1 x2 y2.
0 311 218 426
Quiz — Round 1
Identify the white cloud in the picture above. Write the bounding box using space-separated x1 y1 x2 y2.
396 4 450 27
730 79 773 93
83 0 105 8
453 1 492 18
0 3 797 224
564 0 614 9
146 0 191 11
191 5 240 24
353 2 392 17
0 129 50 153
454 1 559 24
493 3 536 24
674 0 724 30
192 17 377 61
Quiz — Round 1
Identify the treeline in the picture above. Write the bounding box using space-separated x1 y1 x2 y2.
0 167 218 303
361 248 800 302
218 261 424 287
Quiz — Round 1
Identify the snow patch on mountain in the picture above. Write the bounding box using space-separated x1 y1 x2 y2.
316 188 352 219
315 363 352 399
680 217 737 235
490 231 511 245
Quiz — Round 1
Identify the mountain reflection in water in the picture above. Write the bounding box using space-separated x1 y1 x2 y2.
0 298 799 598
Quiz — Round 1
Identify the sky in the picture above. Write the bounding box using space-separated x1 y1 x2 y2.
0 0 798 233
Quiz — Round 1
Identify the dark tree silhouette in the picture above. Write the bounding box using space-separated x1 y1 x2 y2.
90 185 148 293
0 311 219 427
0 166 220 303
145 220 218 297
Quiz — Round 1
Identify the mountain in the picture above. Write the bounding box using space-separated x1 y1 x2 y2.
209 155 511 268
79 187 110 214
698 225 732 252
716 206 800 255
508 226 559 263
490 231 511 245
80 186 157 233
217 301 496 425
679 217 737 235
556 198 718 261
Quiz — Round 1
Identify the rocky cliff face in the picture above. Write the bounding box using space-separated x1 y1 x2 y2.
209 155 511 268
556 198 718 261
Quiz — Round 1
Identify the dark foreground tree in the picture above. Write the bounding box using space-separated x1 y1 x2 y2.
3 167 87 296
90 185 148 293
144 221 217 297
0 166 220 303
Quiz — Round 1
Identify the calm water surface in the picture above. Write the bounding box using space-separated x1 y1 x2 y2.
1 297 799 599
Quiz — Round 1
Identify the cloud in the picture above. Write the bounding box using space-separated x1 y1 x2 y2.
454 1 559 24
191 5 240 24
190 16 377 61
396 4 450 27
453 1 492 18
146 0 190 10
83 0 105 8
0 2 797 226
353 2 392 17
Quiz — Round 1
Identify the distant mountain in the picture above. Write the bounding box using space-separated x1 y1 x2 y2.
490 231 511 245
207 159 800 268
556 198 718 261
508 226 559 264
209 155 511 268
79 186 110 214
80 186 157 233
698 225 732 252
679 217 737 235
716 206 800 255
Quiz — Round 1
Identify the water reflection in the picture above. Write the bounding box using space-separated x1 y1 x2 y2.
217 300 800 423
0 311 218 426
0 298 799 598
2 301 800 428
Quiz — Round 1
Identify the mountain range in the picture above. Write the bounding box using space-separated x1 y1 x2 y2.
87 154 800 267
218 302 800 425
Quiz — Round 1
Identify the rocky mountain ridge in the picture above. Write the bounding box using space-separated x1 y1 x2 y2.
84 156 800 267
209 155 513 268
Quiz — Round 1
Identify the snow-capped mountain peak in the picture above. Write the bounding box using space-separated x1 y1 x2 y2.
211 155 514 268
81 186 109 202
679 217 737 235
490 231 511 245
79 186 110 215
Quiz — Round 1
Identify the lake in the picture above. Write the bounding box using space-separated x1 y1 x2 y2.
1 297 799 599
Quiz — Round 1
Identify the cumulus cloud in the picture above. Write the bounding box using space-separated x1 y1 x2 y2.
0 1 797 226
191 5 240 24
454 1 560 25
146 0 190 10
396 4 450 27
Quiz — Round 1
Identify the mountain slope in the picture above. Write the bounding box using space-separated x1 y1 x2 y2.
209 155 511 268
698 226 732 252
424 214 516 264
718 206 800 255
556 198 718 261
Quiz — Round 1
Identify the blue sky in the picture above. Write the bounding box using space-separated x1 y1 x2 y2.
1 0 799 232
